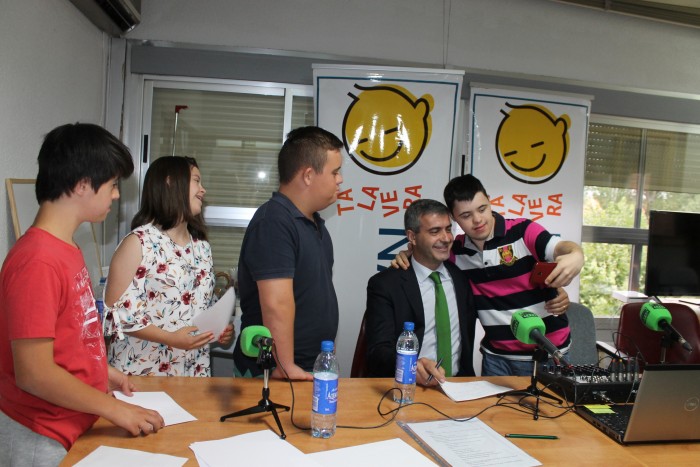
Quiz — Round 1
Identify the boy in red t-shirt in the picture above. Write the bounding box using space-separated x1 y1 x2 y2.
0 123 164 465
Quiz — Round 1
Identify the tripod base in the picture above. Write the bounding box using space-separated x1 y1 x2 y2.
219 398 289 439
220 387 290 439
497 350 562 420
220 348 290 439
498 385 562 402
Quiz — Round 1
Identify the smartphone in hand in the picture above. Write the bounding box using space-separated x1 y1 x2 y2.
530 262 556 288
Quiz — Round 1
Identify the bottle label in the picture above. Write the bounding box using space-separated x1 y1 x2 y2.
395 350 417 384
312 374 338 414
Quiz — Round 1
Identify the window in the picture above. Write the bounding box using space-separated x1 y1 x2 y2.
144 80 313 276
581 117 700 316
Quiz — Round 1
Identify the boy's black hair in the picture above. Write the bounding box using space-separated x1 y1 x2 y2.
35 123 134 202
443 174 489 213
278 126 343 184
131 156 208 241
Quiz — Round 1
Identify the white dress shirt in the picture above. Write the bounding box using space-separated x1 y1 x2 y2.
411 257 462 375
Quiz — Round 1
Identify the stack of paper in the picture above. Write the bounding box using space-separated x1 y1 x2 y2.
403 419 541 467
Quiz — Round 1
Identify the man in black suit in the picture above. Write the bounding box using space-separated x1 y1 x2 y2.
365 199 477 385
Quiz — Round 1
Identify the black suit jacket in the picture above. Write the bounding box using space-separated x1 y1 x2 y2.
365 261 477 377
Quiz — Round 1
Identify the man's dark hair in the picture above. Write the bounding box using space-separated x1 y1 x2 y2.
443 174 489 213
404 199 450 233
131 156 208 241
278 126 343 184
35 123 134 202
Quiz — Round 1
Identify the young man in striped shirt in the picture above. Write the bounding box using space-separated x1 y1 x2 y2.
395 174 584 376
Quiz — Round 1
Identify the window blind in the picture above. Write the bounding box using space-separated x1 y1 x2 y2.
148 87 314 273
585 123 700 195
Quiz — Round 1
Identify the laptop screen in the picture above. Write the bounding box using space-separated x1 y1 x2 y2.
624 364 700 443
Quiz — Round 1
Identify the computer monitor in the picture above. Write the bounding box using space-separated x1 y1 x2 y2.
645 210 700 297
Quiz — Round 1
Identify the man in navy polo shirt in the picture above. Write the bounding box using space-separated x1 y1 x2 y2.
234 126 343 380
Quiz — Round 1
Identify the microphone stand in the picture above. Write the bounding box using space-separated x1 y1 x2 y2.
220 346 290 439
658 333 673 364
497 349 562 420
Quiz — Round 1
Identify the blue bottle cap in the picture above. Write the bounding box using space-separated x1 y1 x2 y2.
403 322 415 331
321 340 334 352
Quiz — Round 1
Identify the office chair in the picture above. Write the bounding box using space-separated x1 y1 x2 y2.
350 312 368 377
566 302 600 365
614 301 700 367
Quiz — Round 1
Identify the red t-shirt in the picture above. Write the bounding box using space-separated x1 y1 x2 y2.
0 227 108 450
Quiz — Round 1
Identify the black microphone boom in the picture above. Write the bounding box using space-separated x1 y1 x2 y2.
658 320 693 353
640 302 694 353
253 335 274 348
530 328 570 366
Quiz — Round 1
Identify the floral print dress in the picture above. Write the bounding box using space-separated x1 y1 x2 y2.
105 223 215 377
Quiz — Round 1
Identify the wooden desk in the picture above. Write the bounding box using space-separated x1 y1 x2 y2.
63 377 699 466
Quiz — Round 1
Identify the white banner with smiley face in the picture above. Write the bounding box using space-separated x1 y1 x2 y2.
469 86 591 300
314 64 464 375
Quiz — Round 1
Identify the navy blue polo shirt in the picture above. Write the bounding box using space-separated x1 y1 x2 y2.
233 192 339 375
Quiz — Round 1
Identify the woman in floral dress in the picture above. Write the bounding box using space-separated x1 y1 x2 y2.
104 156 233 376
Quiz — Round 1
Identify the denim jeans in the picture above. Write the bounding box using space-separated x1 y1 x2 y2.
481 352 537 377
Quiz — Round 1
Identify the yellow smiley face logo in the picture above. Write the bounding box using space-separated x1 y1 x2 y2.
496 103 570 184
342 84 433 175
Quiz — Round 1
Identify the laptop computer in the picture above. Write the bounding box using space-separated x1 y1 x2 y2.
576 364 700 444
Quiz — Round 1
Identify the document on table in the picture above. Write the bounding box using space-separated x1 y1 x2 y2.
439 380 512 402
113 391 196 426
193 286 235 341
402 419 541 467
191 430 322 467
308 438 436 466
73 446 187 467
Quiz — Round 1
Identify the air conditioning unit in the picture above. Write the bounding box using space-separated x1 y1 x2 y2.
69 0 141 36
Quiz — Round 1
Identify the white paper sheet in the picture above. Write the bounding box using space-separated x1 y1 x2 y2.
190 430 322 467
193 286 235 341
439 380 512 402
405 419 541 467
308 438 436 466
73 446 187 467
114 391 196 426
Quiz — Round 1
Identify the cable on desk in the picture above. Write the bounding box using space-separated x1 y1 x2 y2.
274 347 573 432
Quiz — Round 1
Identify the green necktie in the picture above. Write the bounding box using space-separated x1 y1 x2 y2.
429 271 452 377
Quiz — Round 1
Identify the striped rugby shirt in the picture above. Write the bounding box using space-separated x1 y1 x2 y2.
450 212 571 360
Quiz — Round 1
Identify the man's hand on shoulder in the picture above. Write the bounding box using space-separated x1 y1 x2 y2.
390 244 413 270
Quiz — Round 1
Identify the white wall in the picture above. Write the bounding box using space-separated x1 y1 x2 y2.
0 0 107 260
5 0 697 262
128 0 700 96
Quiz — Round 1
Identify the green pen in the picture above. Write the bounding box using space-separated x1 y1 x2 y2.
505 433 558 440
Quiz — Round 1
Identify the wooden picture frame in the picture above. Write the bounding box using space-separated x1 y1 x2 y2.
5 178 103 280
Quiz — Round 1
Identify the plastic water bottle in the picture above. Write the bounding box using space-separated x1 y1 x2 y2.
94 277 106 323
394 321 419 403
311 340 339 438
